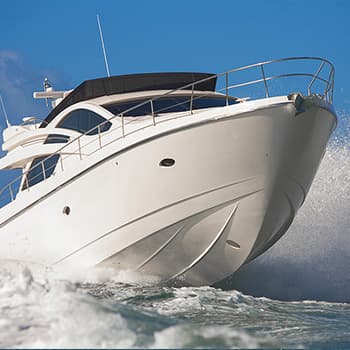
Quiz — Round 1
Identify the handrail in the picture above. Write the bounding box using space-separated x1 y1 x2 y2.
0 57 335 207
308 61 325 95
20 116 49 129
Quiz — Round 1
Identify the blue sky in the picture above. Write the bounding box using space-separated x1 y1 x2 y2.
0 0 349 134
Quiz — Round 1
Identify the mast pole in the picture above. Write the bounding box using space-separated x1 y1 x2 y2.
96 14 111 78
0 95 10 127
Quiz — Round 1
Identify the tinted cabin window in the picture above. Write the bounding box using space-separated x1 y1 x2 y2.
22 154 60 190
104 96 238 117
57 109 112 135
44 134 70 144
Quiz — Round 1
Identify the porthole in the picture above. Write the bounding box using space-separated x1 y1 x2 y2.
159 158 175 167
226 239 240 249
63 206 71 215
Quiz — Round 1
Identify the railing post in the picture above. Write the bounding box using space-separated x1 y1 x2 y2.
9 183 14 202
329 70 334 104
150 100 156 126
41 161 46 180
331 76 334 103
121 113 125 137
260 64 269 98
226 72 229 106
60 154 64 172
307 61 325 96
77 138 82 160
190 84 194 114
25 175 29 191
98 125 102 149
324 66 334 103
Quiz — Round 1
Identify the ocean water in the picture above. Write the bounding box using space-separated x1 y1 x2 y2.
0 114 349 349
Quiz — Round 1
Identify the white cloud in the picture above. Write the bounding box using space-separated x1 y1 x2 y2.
0 50 44 124
0 50 70 127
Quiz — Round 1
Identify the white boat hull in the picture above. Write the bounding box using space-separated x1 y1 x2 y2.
0 96 336 285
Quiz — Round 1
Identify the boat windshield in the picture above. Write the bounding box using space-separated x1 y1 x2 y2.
103 95 238 117
57 109 112 135
22 154 60 190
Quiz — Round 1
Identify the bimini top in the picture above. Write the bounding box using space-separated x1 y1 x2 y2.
40 72 217 127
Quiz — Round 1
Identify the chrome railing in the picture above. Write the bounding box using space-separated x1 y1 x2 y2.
0 57 335 207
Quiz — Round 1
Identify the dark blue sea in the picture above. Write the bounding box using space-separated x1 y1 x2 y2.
0 112 349 349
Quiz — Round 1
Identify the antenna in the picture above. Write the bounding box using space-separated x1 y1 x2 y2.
0 95 10 127
96 14 111 78
43 77 52 111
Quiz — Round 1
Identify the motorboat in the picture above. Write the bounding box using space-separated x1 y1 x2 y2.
0 57 337 285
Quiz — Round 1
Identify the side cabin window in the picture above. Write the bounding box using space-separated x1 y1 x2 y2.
22 154 60 190
103 96 238 117
44 134 70 144
57 109 112 135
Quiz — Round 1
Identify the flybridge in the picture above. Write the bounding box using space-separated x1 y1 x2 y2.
38 72 217 128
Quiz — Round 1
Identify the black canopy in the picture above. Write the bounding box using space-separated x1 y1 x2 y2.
41 72 216 127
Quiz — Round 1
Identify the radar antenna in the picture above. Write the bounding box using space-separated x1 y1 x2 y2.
33 79 72 109
96 14 111 78
0 95 10 127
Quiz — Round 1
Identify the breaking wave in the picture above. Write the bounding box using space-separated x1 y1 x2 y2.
1 263 349 348
0 264 279 348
